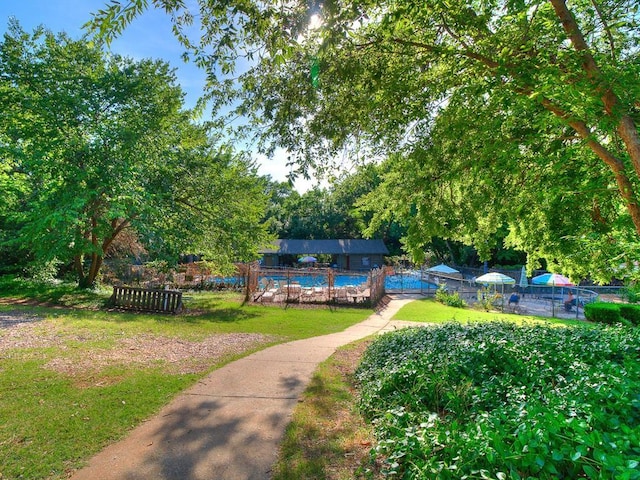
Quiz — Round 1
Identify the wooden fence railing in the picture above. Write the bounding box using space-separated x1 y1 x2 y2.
110 286 183 314
368 266 386 306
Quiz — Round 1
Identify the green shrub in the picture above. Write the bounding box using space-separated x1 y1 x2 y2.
356 323 640 479
619 304 640 325
434 286 467 308
621 283 640 303
24 258 62 283
475 287 501 311
584 302 622 324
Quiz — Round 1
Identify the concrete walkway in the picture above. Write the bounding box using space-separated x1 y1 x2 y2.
71 294 422 480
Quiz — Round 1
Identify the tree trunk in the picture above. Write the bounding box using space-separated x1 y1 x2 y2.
78 274 94 289
83 254 103 289
74 255 86 286
77 218 132 288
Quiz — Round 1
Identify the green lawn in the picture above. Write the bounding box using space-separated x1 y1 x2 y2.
0 278 372 479
392 297 586 326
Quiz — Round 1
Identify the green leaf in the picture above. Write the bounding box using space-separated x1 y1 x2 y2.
583 465 599 479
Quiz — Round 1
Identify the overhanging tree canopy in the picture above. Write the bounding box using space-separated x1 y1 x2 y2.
0 22 270 287
88 0 640 282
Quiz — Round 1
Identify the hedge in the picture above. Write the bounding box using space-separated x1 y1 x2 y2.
619 304 640 325
584 302 622 324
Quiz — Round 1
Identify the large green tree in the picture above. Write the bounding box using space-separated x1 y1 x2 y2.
89 0 640 281
0 23 270 287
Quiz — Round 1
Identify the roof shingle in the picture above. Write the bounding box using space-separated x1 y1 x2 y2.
260 239 389 255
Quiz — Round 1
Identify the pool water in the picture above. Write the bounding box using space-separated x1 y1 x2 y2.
385 274 439 290
258 273 438 290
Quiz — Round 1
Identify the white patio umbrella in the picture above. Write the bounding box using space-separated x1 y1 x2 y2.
475 272 516 310
475 272 516 286
298 256 317 263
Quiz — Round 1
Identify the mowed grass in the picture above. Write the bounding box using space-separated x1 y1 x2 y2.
0 278 372 479
1 361 195 479
392 297 586 326
272 340 377 480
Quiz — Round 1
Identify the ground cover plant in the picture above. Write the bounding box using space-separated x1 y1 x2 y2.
434 287 467 308
356 322 640 479
0 278 372 479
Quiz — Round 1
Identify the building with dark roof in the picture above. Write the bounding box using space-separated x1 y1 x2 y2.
260 239 389 271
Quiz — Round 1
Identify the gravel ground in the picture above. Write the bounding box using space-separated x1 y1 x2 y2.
0 310 276 379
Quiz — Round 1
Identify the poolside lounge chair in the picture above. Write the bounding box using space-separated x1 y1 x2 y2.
333 287 348 302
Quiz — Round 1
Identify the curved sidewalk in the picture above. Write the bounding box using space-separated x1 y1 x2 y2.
71 294 421 480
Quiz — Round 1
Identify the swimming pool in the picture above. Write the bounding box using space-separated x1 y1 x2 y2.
258 273 438 291
385 274 439 291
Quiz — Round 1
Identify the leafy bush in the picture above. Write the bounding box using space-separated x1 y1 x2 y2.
619 304 640 325
584 302 622 324
621 284 640 303
24 258 62 283
434 286 467 308
356 322 640 479
475 287 502 311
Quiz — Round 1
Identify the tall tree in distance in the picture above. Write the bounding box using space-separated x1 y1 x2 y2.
89 0 640 281
262 165 406 255
0 22 270 287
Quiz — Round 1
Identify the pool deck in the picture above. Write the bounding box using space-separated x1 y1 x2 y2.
251 273 597 320
254 284 371 304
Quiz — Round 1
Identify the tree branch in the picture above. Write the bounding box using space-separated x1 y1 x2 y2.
101 217 132 254
549 0 640 186
388 37 499 69
540 97 640 231
589 0 617 61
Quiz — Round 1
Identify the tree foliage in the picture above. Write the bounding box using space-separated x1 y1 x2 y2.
262 165 406 255
0 22 270 287
88 0 640 282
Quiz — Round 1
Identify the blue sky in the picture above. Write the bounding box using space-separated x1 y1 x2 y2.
0 1 205 106
0 1 313 191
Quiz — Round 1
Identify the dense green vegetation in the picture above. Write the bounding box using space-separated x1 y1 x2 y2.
585 302 640 326
356 322 640 479
0 22 270 286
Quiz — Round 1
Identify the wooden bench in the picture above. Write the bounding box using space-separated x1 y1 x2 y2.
110 286 183 314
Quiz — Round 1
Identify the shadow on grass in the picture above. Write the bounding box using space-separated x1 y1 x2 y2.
0 276 261 322
176 308 261 324
0 276 111 309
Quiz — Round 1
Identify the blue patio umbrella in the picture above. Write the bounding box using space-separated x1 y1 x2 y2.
426 263 460 275
298 256 317 263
